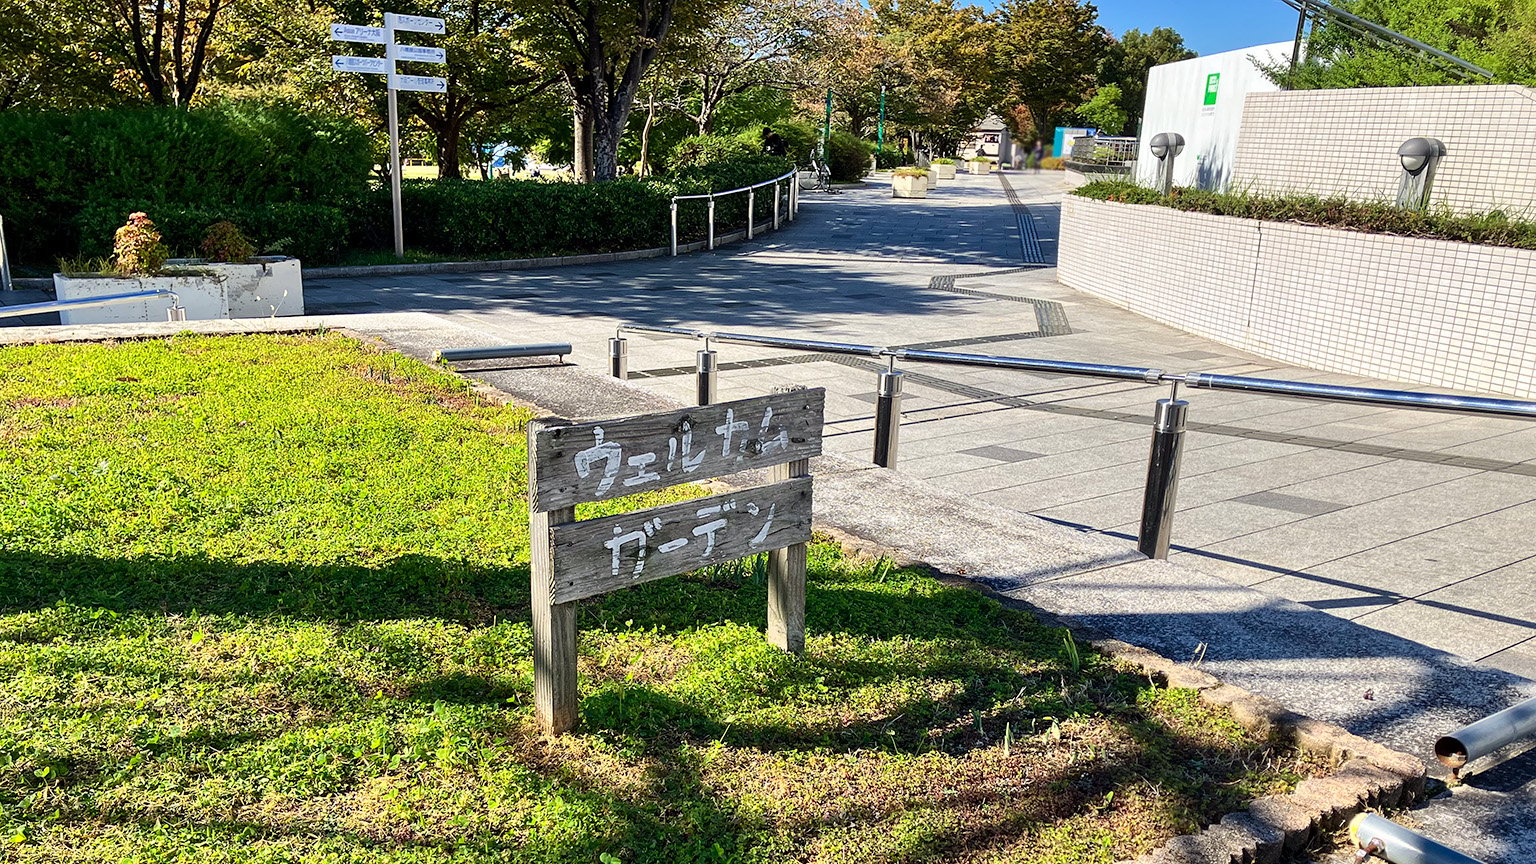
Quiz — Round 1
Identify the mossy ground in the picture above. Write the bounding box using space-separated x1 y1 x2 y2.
0 334 1327 863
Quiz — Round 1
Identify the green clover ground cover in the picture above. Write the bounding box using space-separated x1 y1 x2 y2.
0 334 1325 863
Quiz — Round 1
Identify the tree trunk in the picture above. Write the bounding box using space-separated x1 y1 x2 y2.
572 105 594 182
437 117 463 180
638 95 657 178
593 114 625 182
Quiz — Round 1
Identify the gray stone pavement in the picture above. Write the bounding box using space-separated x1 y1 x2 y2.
289 168 1536 684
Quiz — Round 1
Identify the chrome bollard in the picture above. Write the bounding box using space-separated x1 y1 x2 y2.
748 188 756 240
608 336 629 380
670 200 679 256
707 194 716 250
873 367 904 468
773 181 781 230
1137 397 1189 559
696 347 718 405
167 304 187 322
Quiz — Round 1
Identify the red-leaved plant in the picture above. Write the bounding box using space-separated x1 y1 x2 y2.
112 212 169 276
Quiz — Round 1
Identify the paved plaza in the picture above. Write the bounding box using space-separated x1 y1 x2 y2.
291 169 1536 682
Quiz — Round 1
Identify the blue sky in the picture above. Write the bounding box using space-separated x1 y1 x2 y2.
1090 0 1302 55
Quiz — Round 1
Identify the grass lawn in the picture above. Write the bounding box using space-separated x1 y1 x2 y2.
0 333 1325 863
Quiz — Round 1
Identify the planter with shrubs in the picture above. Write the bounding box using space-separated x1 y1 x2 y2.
892 167 930 199
967 157 994 175
53 214 304 324
930 158 957 180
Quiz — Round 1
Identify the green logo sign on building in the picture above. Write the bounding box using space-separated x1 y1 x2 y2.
1204 73 1221 106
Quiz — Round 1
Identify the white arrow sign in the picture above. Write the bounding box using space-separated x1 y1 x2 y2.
332 55 388 74
330 23 387 44
393 44 447 63
388 13 445 33
391 73 447 93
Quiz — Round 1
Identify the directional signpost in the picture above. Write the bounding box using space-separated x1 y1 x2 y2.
330 12 447 258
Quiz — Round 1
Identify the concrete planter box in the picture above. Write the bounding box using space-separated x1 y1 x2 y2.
53 258 304 325
924 168 938 189
1060 194 1536 398
967 160 993 175
892 173 929 198
931 163 957 180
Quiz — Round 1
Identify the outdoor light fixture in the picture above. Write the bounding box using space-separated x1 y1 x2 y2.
1396 137 1446 211
1149 132 1185 195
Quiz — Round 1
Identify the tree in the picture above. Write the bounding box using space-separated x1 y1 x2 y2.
871 0 1000 155
515 0 722 182
668 0 831 135
1266 0 1536 89
1098 27 1193 134
994 0 1109 145
1075 82 1125 135
0 0 126 109
104 0 228 105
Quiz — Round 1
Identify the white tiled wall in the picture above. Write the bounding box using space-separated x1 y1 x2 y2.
1059 196 1536 398
1233 86 1536 216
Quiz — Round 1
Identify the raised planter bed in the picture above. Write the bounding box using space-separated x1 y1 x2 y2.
53 257 304 324
892 170 929 198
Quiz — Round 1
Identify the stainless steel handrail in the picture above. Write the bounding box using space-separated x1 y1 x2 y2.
669 170 798 256
0 288 184 320
614 321 1536 560
618 322 1536 418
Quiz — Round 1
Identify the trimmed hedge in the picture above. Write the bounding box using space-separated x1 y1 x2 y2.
1073 179 1536 251
826 131 872 182
0 102 371 265
76 202 350 264
349 156 794 257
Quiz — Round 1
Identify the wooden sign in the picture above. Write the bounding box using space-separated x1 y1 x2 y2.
531 389 824 511
528 388 824 735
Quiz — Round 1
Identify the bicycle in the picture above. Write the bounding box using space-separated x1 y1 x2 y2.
798 155 839 194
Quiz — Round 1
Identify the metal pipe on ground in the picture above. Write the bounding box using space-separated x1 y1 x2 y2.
1435 694 1536 780
873 367 904 467
1137 398 1189 559
433 344 571 364
1350 814 1487 864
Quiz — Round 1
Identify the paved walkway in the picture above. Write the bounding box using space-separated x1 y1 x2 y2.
296 169 1536 683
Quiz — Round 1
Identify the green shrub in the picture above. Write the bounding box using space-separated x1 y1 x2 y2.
875 149 914 170
1072 179 1536 250
666 135 759 172
0 102 371 265
893 167 928 177
111 213 169 276
350 156 794 257
931 158 956 165
76 202 351 263
733 122 819 165
1040 156 1065 171
825 130 872 182
199 221 257 263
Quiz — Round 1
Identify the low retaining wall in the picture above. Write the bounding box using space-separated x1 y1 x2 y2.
1059 195 1536 398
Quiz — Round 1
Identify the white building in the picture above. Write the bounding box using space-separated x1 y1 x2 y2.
1137 41 1293 190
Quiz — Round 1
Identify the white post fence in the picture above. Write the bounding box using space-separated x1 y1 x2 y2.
670 170 797 257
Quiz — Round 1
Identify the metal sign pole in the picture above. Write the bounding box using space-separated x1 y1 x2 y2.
385 13 404 259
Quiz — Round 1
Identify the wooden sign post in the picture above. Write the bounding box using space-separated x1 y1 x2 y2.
527 387 826 734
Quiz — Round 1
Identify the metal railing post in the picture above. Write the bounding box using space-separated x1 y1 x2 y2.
748 187 756 240
790 175 798 219
773 181 782 230
873 361 904 468
707 194 716 250
696 341 718 405
0 213 12 292
670 200 679 256
608 336 629 380
1137 396 1189 559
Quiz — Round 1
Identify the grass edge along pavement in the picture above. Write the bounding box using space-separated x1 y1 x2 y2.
0 331 1334 864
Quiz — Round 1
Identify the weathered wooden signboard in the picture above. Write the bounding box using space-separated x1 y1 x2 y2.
528 387 825 734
